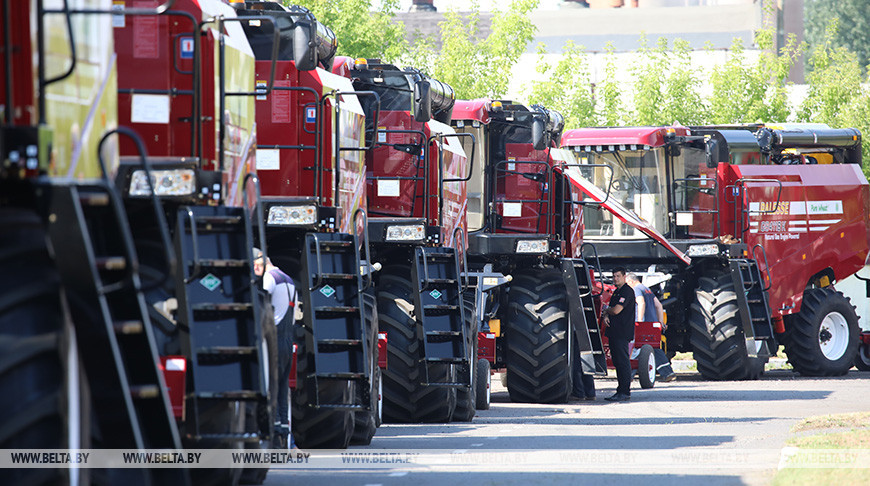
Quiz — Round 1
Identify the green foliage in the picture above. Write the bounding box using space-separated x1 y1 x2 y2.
799 19 870 177
629 36 705 126
524 41 596 129
805 0 870 74
598 44 625 126
707 27 801 124
405 0 539 99
288 0 407 61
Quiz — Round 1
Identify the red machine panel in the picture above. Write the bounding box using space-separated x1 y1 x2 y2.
495 142 550 234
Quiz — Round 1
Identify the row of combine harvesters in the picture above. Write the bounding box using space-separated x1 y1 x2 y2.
3 1 870 484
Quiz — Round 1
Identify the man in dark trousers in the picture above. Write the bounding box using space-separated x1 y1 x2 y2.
602 267 635 402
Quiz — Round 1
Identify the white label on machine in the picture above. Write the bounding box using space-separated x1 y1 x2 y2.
378 127 387 144
378 179 400 197
676 212 694 226
503 202 522 217
131 94 170 124
256 149 280 170
112 2 125 28
256 81 267 101
507 162 516 171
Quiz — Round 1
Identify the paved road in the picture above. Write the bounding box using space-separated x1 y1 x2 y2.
264 369 870 486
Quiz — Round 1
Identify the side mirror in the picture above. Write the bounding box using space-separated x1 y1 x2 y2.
705 139 719 168
531 118 546 151
413 80 432 123
294 22 317 71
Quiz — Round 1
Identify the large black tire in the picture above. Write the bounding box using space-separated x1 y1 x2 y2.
240 298 278 485
0 209 91 486
855 341 870 371
783 287 859 376
291 327 355 449
475 358 491 410
689 271 765 380
378 266 456 423
453 293 479 422
188 402 245 486
351 293 380 445
504 267 573 404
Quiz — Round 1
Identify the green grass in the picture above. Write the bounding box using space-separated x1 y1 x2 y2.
771 413 870 486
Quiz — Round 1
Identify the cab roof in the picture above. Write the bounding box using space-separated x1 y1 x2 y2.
561 126 691 149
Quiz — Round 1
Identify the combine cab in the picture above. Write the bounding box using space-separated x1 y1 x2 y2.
561 124 870 379
451 99 608 404
235 1 381 449
349 60 492 422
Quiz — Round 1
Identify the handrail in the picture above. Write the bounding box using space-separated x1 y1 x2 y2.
727 177 784 238
323 90 381 207
673 175 720 236
431 132 476 228
369 128 429 221
182 208 202 284
751 243 773 292
579 242 603 298
439 132 477 183
243 173 267 285
307 233 324 291
97 127 176 292
352 208 373 291
452 227 469 292
492 159 553 234
2 0 13 125
219 16 280 96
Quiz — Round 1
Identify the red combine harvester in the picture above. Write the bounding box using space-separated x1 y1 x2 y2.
349 60 493 422
561 124 870 379
234 1 383 449
2 0 281 484
450 99 609 404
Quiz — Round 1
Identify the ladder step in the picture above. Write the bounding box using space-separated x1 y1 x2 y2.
314 306 360 314
113 320 144 335
193 215 243 226
583 307 595 311
318 339 363 351
425 357 465 364
421 253 454 261
423 382 468 388
426 331 462 343
314 403 366 410
195 259 248 269
320 273 356 281
751 318 768 322
588 328 599 333
316 240 354 251
79 192 111 207
423 278 457 286
193 391 261 400
95 256 127 271
197 346 257 356
313 372 367 380
423 304 459 315
192 433 260 443
130 385 161 399
192 303 253 314
426 331 462 337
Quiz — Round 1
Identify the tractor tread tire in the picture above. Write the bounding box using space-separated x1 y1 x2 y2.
783 287 859 377
689 272 765 381
504 268 572 404
378 266 455 424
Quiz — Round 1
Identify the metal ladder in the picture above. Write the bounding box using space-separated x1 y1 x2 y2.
561 258 608 375
38 180 186 483
173 206 266 443
412 246 469 387
729 258 776 358
302 232 369 410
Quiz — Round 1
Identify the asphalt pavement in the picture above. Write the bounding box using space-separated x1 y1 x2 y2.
264 369 870 486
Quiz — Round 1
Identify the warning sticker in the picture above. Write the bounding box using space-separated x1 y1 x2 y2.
179 36 194 59
133 1 159 59
271 80 291 123
112 1 125 28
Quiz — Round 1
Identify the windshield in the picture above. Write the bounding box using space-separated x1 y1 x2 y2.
579 148 668 238
354 72 413 113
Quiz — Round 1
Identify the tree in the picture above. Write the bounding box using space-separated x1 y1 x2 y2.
799 19 870 177
404 0 539 99
707 26 800 124
805 0 870 74
597 43 626 126
524 41 596 129
289 0 407 62
629 36 706 126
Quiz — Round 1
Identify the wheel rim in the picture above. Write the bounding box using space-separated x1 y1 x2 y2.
485 371 491 405
647 352 656 384
377 370 383 423
860 345 870 367
818 311 849 361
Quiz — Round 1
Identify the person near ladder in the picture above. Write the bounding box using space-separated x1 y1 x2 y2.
625 273 676 382
253 247 300 448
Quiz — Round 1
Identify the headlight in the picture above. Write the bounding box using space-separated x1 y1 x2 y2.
385 224 425 241
268 205 317 225
129 169 195 196
686 243 719 257
515 239 548 253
